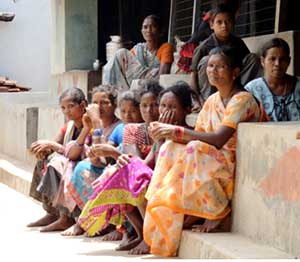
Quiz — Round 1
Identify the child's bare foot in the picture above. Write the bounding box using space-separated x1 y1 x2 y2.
40 216 74 232
192 218 222 233
115 232 139 251
102 229 123 241
61 222 84 236
128 240 150 255
27 213 58 227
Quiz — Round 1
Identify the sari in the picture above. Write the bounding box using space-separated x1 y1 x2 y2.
65 119 121 210
37 121 91 215
29 121 79 214
143 92 267 257
78 123 153 236
102 43 173 91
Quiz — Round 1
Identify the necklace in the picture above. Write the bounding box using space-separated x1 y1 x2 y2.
221 87 237 107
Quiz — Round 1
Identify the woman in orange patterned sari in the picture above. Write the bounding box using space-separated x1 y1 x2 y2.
143 46 268 257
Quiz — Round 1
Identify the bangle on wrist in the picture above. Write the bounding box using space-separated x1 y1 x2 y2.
174 126 184 140
75 140 84 147
93 128 103 137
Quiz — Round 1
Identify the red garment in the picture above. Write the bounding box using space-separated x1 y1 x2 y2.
60 123 68 136
176 10 212 72
177 43 198 72
203 11 212 21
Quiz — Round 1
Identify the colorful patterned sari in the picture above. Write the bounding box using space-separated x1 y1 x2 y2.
65 119 121 210
78 123 152 236
143 92 267 257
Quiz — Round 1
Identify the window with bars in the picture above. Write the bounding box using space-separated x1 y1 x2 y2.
235 0 276 37
169 0 276 42
170 0 194 42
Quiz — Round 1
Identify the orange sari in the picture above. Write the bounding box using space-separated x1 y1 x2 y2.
143 92 266 257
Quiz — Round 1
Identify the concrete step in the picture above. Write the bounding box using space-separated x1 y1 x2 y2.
159 74 191 88
0 152 33 196
178 231 295 259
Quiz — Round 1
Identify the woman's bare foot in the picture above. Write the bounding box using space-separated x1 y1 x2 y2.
115 231 139 251
192 218 222 233
61 222 84 236
183 215 204 229
27 213 58 227
128 240 150 255
102 229 123 241
40 216 75 232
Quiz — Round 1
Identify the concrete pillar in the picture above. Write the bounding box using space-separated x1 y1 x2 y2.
50 0 98 74
274 0 288 33
26 107 38 149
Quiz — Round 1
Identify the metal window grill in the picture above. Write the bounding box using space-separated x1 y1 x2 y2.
171 0 194 41
235 0 276 37
170 0 276 42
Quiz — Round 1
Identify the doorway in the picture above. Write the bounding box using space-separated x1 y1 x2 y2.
97 0 171 64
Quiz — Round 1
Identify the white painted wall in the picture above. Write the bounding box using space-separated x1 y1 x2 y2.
0 0 51 91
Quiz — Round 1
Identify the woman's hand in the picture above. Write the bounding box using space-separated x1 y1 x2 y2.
116 154 131 169
30 140 53 155
35 151 48 160
86 104 100 122
82 113 93 131
148 122 176 141
89 156 105 168
88 144 119 159
158 110 175 124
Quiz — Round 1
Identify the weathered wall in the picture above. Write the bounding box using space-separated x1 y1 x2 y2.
234 122 300 257
0 100 64 165
50 70 89 99
0 102 34 164
0 0 51 91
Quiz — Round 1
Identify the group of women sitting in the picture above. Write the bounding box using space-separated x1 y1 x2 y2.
27 13 300 258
